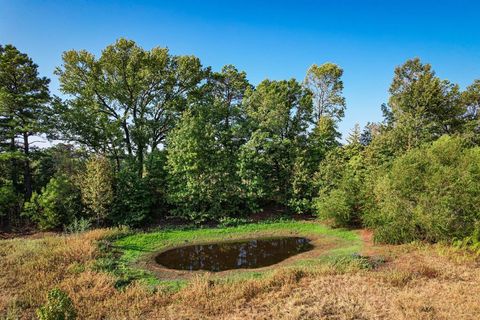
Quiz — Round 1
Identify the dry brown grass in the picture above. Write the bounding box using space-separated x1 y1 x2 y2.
1 229 480 319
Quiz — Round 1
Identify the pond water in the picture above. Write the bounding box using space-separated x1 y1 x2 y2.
155 237 313 272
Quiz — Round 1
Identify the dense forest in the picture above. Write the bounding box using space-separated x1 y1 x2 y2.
1 38 480 244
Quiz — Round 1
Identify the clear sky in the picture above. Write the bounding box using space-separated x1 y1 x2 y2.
2 0 480 137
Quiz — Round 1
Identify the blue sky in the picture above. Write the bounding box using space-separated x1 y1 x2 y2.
2 0 480 137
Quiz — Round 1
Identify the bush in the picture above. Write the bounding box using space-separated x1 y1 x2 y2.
145 150 168 215
79 156 114 225
364 136 480 243
36 288 77 320
0 182 21 222
65 217 92 234
110 165 152 227
22 175 82 230
315 189 352 227
314 146 365 227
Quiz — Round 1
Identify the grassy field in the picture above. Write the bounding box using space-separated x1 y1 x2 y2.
1 221 480 319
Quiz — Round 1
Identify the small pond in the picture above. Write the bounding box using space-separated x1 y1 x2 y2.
155 237 313 272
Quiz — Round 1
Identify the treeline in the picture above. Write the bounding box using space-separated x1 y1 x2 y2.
1 39 480 244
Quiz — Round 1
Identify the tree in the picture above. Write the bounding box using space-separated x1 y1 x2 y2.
359 122 381 146
165 65 251 221
33 143 87 192
289 116 340 214
55 38 208 176
167 108 241 221
314 140 366 227
461 79 480 137
210 64 251 151
208 64 251 193
386 58 463 150
288 63 347 213
304 63 346 123
0 44 51 199
0 181 21 227
79 156 113 225
239 79 312 209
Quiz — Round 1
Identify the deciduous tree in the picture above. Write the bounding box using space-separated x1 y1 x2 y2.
55 38 208 176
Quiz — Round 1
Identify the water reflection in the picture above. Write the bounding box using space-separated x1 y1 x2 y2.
155 237 313 272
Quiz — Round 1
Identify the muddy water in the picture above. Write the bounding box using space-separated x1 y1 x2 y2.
155 237 313 272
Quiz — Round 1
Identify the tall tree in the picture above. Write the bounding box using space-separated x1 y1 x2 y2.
166 107 238 221
386 58 463 150
210 65 251 153
239 79 312 208
289 62 346 214
461 79 480 136
79 156 113 225
0 44 51 199
304 63 346 123
55 38 208 176
166 66 251 221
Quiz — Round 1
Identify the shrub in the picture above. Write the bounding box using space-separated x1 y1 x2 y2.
65 217 92 234
364 136 480 243
0 182 21 221
315 189 351 227
145 150 168 215
314 146 365 227
79 156 114 225
22 175 82 230
36 288 77 320
110 165 152 227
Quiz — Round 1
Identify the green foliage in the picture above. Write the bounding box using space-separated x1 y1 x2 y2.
218 216 250 228
167 108 243 222
166 65 250 221
461 79 480 140
316 189 352 226
110 164 152 227
0 182 21 219
55 38 208 174
36 288 77 320
289 116 341 214
365 136 480 243
32 144 86 193
314 141 366 227
386 58 464 150
145 150 168 209
22 175 82 230
65 217 92 234
0 44 51 200
79 156 113 225
304 63 346 122
4 39 480 247
239 79 312 209
454 222 480 253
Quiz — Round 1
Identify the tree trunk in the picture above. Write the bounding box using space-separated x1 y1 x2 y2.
137 146 144 178
122 120 133 156
10 137 19 192
23 132 32 200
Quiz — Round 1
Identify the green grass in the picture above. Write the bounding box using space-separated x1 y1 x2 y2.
99 220 362 289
